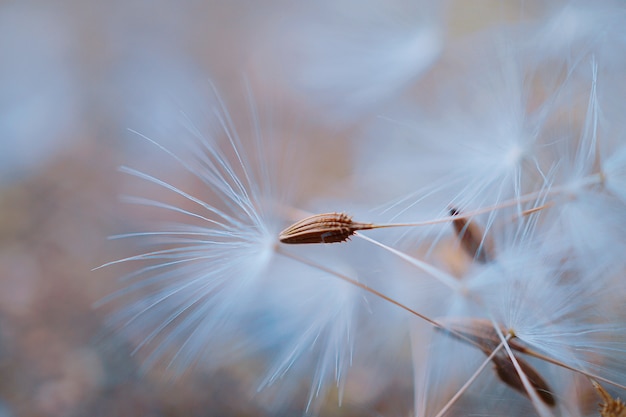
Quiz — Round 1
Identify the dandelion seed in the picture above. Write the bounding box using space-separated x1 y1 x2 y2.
437 317 555 406
279 212 374 244
97 84 406 414
491 352 556 407
463 233 626 402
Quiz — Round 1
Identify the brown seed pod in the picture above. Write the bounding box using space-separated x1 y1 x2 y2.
593 380 626 417
437 317 555 406
279 212 374 244
449 207 494 263
492 352 556 407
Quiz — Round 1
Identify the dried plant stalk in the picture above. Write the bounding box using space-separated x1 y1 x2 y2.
593 380 626 417
279 212 374 244
437 317 555 406
520 203 553 217
449 208 494 263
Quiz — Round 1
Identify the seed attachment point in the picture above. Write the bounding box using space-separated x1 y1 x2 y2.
279 212 374 244
437 317 555 407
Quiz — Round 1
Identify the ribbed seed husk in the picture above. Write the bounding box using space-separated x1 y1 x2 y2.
279 212 374 244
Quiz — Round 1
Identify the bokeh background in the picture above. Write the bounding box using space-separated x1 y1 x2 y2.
0 1 571 416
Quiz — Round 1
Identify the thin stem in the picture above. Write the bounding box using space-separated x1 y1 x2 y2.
355 233 461 292
518 201 555 218
521 346 626 392
281 172 604 241
433 336 509 417
365 172 603 229
274 246 483 351
275 245 441 327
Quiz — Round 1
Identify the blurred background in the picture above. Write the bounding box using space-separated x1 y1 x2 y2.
0 1 565 416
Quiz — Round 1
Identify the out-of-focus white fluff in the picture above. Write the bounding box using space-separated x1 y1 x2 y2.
252 0 442 125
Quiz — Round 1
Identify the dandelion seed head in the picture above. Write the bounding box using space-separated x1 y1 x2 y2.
97 83 308 376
